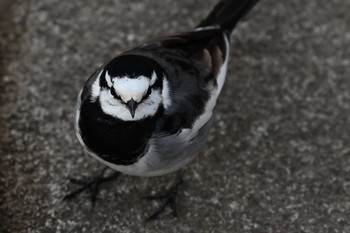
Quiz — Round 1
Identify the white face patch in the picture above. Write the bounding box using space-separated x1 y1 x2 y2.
105 71 113 87
150 71 157 86
99 88 162 121
90 70 103 102
97 70 163 121
113 75 150 103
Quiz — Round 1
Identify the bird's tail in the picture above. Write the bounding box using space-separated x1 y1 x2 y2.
197 0 259 35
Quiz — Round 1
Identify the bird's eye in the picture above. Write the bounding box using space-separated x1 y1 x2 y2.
143 88 152 99
110 88 122 100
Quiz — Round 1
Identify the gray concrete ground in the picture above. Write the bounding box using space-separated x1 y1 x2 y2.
1 0 350 232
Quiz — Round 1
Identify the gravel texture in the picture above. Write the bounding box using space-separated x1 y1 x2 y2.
1 0 350 232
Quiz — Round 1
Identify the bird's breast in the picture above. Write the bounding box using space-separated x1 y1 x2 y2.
77 101 156 165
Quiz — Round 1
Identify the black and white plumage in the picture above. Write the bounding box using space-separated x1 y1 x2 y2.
75 0 259 176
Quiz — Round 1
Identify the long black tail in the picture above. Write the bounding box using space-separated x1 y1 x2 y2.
197 0 259 34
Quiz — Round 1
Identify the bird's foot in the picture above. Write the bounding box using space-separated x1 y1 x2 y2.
63 167 120 206
144 172 184 221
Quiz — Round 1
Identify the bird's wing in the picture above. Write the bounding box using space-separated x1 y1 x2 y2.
141 28 227 63
125 28 229 134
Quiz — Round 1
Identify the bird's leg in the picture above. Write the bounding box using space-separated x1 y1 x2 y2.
143 171 184 221
63 166 120 206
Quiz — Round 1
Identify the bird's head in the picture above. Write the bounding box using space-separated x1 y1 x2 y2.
88 55 170 121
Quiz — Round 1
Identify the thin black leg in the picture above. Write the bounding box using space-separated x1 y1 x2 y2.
63 167 120 206
143 171 184 221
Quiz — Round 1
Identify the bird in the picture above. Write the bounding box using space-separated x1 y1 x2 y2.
65 0 260 220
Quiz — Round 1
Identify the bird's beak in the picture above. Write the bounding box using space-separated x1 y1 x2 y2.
126 99 136 118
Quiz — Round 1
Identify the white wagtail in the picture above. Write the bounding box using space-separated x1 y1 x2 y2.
65 0 260 220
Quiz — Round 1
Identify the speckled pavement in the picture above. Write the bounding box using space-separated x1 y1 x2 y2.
1 0 350 232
